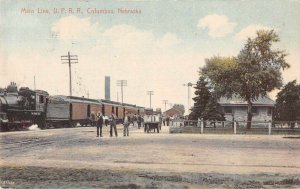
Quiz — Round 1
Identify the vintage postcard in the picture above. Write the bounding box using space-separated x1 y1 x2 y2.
0 0 300 188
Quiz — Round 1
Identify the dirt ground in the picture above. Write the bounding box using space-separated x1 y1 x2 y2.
0 125 299 189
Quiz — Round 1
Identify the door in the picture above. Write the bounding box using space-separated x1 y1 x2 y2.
87 104 91 117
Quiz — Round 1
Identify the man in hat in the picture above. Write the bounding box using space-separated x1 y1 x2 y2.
110 112 118 137
96 112 103 137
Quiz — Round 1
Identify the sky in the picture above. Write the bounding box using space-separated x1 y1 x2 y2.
1 0 300 113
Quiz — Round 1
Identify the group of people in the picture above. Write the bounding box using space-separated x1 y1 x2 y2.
93 112 143 138
128 114 144 129
93 112 117 137
93 112 172 137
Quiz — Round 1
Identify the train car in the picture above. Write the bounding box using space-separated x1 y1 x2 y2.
100 100 146 123
0 82 147 131
46 95 102 128
123 103 138 115
116 104 125 120
101 99 124 123
0 82 49 131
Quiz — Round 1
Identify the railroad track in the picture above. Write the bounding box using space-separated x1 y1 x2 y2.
0 125 141 152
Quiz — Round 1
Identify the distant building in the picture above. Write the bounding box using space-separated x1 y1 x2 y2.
164 104 185 118
219 96 275 122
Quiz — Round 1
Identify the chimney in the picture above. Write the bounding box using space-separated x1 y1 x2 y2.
105 76 110 100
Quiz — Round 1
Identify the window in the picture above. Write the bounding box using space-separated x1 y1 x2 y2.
224 107 232 114
39 95 44 103
252 107 258 115
267 107 272 116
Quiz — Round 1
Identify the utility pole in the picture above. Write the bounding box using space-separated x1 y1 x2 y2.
162 100 168 112
61 51 78 96
116 80 127 104
183 82 194 114
34 76 36 90
147 91 154 108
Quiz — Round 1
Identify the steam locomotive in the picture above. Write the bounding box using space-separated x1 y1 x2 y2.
0 82 49 131
0 82 145 131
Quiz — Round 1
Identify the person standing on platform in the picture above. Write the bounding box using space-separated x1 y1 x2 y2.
137 114 142 129
110 112 118 137
159 115 162 130
166 116 170 126
123 112 130 136
96 112 103 137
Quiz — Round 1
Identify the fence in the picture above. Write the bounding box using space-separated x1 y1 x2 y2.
169 119 300 135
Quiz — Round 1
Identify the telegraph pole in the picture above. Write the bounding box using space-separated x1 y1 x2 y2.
61 51 78 96
162 100 168 112
147 91 154 108
116 80 127 104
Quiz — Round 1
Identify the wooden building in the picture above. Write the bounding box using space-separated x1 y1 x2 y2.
163 106 185 118
219 96 275 122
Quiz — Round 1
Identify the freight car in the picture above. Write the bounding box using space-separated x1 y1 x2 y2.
46 96 144 128
46 95 102 128
0 82 49 131
101 99 125 124
123 103 145 116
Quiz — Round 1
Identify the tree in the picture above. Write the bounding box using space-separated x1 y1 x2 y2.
202 96 225 127
202 30 289 129
172 104 185 113
190 75 225 124
201 56 238 99
274 80 300 128
190 76 211 120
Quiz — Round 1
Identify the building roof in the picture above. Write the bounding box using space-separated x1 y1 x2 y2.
50 95 101 105
219 95 275 107
164 107 185 115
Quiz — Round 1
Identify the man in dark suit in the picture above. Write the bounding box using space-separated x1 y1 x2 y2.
137 114 142 129
110 112 118 137
96 112 103 137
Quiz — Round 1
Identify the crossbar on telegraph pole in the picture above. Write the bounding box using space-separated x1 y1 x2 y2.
61 51 78 96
